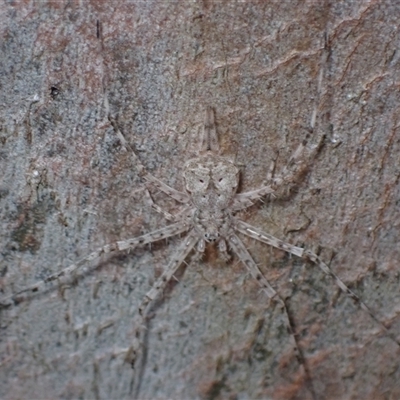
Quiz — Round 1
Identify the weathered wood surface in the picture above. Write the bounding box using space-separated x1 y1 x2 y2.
1 2 399 399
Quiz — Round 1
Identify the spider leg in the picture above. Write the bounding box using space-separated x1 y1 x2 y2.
233 132 324 212
227 232 278 298
235 219 400 348
109 117 190 204
232 185 275 211
226 232 314 397
232 155 276 211
138 228 198 317
131 229 198 396
303 249 400 347
234 219 304 257
145 190 175 221
0 221 190 307
142 188 191 222
141 177 190 205
272 132 325 190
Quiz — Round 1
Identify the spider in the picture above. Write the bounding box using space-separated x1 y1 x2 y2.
1 107 398 397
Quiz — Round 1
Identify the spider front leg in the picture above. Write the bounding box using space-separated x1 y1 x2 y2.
141 187 191 222
271 132 325 191
232 155 277 211
110 117 190 204
233 132 325 212
0 221 190 307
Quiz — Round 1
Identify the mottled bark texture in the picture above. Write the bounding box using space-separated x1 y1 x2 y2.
1 2 399 399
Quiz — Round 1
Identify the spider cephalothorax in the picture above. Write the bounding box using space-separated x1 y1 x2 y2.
184 154 239 247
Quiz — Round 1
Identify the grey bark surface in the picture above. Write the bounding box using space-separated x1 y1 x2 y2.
1 2 399 399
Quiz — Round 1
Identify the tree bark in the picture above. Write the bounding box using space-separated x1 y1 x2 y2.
1 2 399 399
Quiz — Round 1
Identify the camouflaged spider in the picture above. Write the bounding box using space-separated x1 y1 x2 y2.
2 107 399 397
